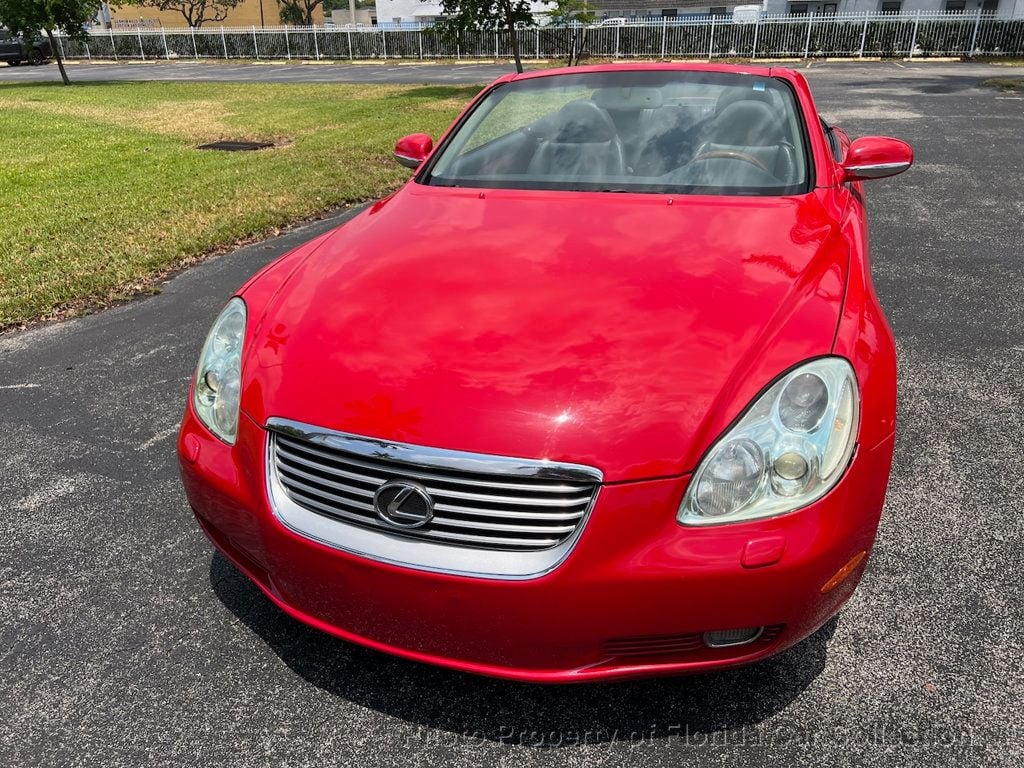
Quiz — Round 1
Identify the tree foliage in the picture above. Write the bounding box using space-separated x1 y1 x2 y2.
433 0 536 73
545 0 593 26
117 0 243 28
434 0 534 33
277 0 322 25
542 0 592 65
0 0 100 84
0 0 96 43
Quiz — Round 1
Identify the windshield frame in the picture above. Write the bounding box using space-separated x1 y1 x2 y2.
416 71 816 198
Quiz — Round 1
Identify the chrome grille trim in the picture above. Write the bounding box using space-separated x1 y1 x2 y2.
264 417 602 580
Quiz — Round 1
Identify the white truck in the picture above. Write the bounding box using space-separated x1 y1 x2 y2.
732 4 764 23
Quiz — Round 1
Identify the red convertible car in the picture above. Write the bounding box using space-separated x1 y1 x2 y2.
179 63 912 683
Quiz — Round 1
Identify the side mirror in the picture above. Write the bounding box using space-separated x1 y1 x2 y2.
394 133 433 170
842 136 913 182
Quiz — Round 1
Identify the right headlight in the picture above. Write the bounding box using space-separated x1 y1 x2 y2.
192 297 246 445
678 357 859 526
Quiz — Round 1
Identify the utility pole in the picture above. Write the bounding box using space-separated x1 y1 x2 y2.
349 0 356 25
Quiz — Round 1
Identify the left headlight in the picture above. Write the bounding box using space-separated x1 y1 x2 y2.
678 357 859 526
192 297 246 444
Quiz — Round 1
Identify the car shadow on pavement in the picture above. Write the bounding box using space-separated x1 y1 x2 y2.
210 550 835 745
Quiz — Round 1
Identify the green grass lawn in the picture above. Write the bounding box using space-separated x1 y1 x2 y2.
0 80 479 330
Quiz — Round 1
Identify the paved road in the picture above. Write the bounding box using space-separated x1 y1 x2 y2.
0 57 1020 86
1 67 1023 766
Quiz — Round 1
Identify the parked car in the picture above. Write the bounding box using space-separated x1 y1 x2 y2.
180 62 912 683
597 17 631 26
0 28 50 66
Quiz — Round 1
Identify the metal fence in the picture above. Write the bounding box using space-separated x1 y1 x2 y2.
53 12 1024 63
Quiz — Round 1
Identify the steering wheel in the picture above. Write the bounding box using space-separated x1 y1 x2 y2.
689 149 770 173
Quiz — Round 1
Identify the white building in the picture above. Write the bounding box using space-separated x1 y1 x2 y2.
374 0 555 27
373 0 1024 24
592 0 1023 17
762 0 1023 16
331 8 377 25
374 0 440 27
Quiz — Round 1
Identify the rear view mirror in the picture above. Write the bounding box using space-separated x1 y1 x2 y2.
394 134 433 170
842 136 913 182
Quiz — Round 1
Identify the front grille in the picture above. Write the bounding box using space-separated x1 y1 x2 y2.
602 625 784 658
270 431 599 552
603 633 706 657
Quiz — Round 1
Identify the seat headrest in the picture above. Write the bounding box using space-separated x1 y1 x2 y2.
550 100 618 143
716 83 773 115
710 100 785 147
591 87 664 112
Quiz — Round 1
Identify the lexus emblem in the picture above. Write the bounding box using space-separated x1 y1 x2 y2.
373 480 434 529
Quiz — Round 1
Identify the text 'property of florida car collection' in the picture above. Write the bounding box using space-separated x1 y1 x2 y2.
179 63 913 683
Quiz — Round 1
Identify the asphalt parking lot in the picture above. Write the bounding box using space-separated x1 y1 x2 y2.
0 57 1019 87
1 64 1022 766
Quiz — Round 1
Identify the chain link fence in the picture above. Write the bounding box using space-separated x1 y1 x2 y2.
53 12 1024 63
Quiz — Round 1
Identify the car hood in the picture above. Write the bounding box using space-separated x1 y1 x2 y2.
240 185 847 482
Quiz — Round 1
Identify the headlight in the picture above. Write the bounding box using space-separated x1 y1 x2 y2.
192 297 246 444
678 357 859 526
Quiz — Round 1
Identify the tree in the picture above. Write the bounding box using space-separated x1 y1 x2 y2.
118 0 244 28
434 0 535 74
545 0 593 66
545 0 591 25
0 0 99 85
277 0 321 25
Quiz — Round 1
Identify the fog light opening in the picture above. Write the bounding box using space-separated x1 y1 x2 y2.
704 626 764 648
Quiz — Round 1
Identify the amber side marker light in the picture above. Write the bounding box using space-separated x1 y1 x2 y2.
821 550 868 594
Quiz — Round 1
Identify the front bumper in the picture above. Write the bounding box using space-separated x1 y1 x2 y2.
179 407 893 683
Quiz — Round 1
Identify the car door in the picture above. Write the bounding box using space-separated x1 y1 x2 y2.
0 29 19 59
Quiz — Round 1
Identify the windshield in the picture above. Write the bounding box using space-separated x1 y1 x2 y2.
423 70 810 196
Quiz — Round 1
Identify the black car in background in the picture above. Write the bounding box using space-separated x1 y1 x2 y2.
0 28 51 66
